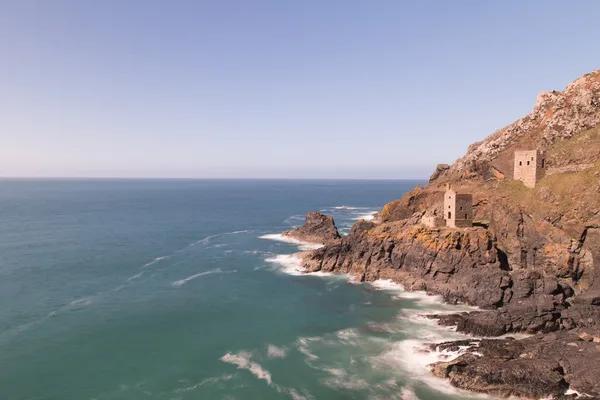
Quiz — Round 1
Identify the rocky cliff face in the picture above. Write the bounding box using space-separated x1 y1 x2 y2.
282 211 341 245
292 70 600 398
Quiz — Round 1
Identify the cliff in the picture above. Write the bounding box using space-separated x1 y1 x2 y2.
294 70 600 398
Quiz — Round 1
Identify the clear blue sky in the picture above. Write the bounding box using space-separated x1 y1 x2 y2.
1 1 599 179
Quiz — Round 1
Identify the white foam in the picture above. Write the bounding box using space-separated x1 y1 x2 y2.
175 374 233 393
220 350 312 399
265 254 342 278
354 211 377 221
370 279 405 291
69 297 92 307
400 386 420 400
323 374 369 390
296 337 320 361
172 268 236 287
265 254 306 275
336 328 359 342
565 388 594 398
127 272 144 281
375 338 491 398
259 234 323 251
266 344 288 359
221 351 272 385
192 230 253 246
332 206 362 210
143 256 169 268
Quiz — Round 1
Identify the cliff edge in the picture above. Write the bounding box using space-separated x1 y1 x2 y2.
294 70 600 398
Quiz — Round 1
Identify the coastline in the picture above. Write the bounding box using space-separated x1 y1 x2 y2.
260 232 506 399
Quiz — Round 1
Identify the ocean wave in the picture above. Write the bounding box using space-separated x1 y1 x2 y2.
191 230 253 247
127 271 144 281
220 351 312 399
175 374 234 393
353 211 377 221
172 268 236 287
400 386 420 400
322 369 370 391
336 328 360 343
69 297 92 307
330 206 366 210
142 255 169 268
265 254 306 275
375 338 489 398
259 234 323 251
265 254 341 279
221 351 272 385
296 337 320 361
266 344 288 359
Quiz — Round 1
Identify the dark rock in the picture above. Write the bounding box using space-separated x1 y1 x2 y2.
429 163 450 182
287 69 600 398
282 212 341 245
430 330 600 398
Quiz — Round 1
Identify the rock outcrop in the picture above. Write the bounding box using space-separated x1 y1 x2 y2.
282 212 341 245
430 329 600 398
290 70 600 398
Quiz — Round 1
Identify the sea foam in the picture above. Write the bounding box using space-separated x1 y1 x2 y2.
172 268 236 287
266 344 288 359
221 351 272 385
259 234 323 251
221 350 311 399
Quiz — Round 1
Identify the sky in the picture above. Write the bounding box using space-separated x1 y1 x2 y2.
1 1 599 179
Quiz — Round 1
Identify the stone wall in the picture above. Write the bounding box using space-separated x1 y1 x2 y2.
444 187 473 228
514 150 546 188
422 215 445 227
444 188 457 227
455 194 474 226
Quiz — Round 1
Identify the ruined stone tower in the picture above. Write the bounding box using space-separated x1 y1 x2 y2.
513 149 546 188
444 184 473 228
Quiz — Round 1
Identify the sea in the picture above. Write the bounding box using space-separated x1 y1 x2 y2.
0 179 485 400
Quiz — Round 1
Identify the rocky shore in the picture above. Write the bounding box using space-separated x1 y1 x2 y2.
281 211 341 245
282 70 600 399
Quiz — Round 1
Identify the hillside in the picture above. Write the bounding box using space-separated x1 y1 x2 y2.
291 70 600 398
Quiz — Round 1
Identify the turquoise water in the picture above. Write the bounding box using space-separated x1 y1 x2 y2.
0 179 479 400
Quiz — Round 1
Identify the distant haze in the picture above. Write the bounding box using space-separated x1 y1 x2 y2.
1 1 600 179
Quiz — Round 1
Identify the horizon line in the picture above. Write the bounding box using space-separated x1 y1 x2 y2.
0 176 429 181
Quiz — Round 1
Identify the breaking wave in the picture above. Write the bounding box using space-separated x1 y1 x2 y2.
259 234 323 251
142 255 169 268
192 230 253 246
172 268 236 287
221 351 312 399
266 344 288 359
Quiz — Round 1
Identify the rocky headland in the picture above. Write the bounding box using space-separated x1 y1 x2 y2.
284 70 600 399
282 211 341 245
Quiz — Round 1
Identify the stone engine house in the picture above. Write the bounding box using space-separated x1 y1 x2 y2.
444 184 473 228
513 149 546 188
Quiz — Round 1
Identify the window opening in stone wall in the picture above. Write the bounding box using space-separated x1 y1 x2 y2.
527 161 530 165
542 159 545 168
531 157 534 161
519 161 522 166
465 213 467 219
448 212 451 219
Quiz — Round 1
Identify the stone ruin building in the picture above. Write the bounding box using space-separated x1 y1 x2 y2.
421 184 473 228
513 149 546 188
443 183 473 228
421 212 444 228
